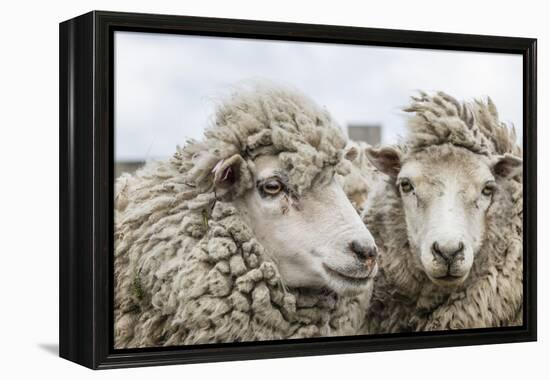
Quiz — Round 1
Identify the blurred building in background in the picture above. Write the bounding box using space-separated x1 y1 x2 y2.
115 161 144 179
347 124 381 146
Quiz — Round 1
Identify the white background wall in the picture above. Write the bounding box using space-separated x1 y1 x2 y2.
1 0 547 378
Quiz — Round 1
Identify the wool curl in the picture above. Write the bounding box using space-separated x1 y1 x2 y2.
362 92 523 333
404 91 521 157
114 84 370 348
338 141 387 215
178 83 351 199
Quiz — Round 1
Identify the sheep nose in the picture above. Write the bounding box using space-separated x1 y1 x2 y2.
350 240 378 264
431 241 464 263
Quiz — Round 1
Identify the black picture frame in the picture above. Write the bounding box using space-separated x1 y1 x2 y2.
59 10 537 370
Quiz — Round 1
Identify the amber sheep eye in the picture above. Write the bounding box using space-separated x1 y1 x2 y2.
262 179 283 195
400 179 414 193
482 183 496 196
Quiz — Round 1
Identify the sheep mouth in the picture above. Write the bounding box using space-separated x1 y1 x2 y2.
322 263 375 285
429 273 467 286
434 274 462 281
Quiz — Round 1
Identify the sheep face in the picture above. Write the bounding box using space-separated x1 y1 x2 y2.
233 155 378 296
367 144 521 287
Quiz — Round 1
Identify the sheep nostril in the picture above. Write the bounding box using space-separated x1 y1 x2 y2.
350 240 378 263
350 240 366 260
432 241 465 262
366 245 378 259
454 242 465 259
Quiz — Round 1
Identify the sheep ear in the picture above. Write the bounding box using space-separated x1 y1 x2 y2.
212 154 251 198
492 154 522 178
344 145 359 162
344 146 359 162
365 146 401 178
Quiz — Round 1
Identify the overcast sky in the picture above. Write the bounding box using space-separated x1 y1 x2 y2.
114 31 523 161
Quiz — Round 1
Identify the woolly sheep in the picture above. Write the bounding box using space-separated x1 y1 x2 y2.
362 92 523 332
114 84 379 348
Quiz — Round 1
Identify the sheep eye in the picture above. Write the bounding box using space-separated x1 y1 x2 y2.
482 183 496 196
261 179 283 195
400 179 414 193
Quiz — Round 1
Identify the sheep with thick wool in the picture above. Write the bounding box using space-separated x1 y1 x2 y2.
362 92 523 333
114 84 379 348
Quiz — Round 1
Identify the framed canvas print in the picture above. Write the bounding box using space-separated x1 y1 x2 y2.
59 11 537 369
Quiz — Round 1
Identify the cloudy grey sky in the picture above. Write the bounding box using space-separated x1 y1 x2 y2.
114 31 522 161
